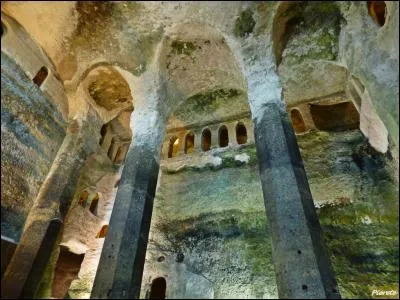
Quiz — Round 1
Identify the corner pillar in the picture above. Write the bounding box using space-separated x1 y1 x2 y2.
1 110 102 299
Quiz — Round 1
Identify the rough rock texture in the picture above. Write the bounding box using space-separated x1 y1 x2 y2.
140 128 398 299
1 52 67 241
1 2 398 299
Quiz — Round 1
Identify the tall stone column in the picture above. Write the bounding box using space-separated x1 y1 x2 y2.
91 110 165 299
227 122 237 147
194 129 202 152
210 124 219 149
253 102 340 299
1 111 102 299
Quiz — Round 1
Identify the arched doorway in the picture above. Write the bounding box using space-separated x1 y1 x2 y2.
201 129 212 151
184 132 195 154
149 277 166 299
218 125 229 147
236 123 247 145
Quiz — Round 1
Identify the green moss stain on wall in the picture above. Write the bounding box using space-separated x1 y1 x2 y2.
146 129 398 298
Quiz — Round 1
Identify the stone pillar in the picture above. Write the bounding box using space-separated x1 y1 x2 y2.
253 102 340 299
193 129 202 152
227 122 237 147
210 125 219 149
91 111 165 299
1 111 102 299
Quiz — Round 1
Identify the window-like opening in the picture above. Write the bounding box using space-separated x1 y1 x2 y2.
149 277 166 299
51 246 85 299
96 225 108 238
184 132 195 154
218 126 229 147
89 193 99 216
367 1 387 27
32 66 48 87
201 129 212 151
99 124 107 146
290 109 306 134
168 136 180 158
236 123 247 145
310 101 360 131
78 190 89 206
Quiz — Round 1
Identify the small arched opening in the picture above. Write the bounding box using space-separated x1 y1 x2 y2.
89 193 99 216
290 109 306 134
184 132 195 154
367 1 387 27
96 225 108 238
218 125 229 147
168 136 180 158
33 66 49 87
236 123 247 145
149 277 166 299
201 129 212 151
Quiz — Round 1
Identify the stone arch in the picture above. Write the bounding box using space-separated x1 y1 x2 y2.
290 109 306 134
158 22 247 117
168 136 180 158
236 122 247 145
272 2 342 66
184 132 195 154
218 125 229 147
201 128 212 151
82 65 134 111
149 277 166 299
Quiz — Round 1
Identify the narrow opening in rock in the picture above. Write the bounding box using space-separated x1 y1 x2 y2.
149 277 166 299
202 129 212 151
236 123 247 144
33 66 48 87
99 124 107 146
89 193 99 216
185 132 195 154
96 225 108 238
290 109 306 134
367 1 387 27
219 125 229 147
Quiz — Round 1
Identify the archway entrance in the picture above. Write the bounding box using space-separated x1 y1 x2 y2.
149 277 166 299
